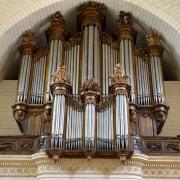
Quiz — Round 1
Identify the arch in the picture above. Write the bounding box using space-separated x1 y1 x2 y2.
0 0 180 80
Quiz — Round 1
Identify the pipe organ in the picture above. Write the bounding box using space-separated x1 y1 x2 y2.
12 1 169 159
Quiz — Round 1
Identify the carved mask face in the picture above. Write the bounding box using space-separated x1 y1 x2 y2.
14 110 26 121
44 109 51 122
155 111 166 122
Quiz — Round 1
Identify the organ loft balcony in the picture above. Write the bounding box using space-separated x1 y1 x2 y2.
0 1 180 159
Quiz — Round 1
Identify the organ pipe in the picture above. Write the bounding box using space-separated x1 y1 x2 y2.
135 48 152 106
78 1 105 83
46 12 66 102
110 64 131 150
81 77 100 155
17 31 37 103
115 11 136 103
30 48 47 104
146 29 165 104
50 65 71 154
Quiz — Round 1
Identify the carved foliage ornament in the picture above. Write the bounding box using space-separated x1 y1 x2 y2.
51 65 71 85
117 11 133 27
82 76 100 92
21 30 37 47
110 64 128 84
146 28 160 46
51 11 65 26
78 1 105 12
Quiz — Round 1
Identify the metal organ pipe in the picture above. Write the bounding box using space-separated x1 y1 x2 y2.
146 29 165 105
50 65 71 150
46 11 66 102
115 11 136 103
17 31 37 103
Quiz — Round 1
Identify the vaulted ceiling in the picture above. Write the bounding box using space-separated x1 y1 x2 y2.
0 0 180 80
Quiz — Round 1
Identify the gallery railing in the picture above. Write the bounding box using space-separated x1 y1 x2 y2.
0 135 179 157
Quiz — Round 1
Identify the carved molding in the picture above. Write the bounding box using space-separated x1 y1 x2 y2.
0 154 179 178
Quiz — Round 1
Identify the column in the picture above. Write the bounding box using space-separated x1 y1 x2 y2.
146 28 169 135
48 65 72 159
12 31 37 126
115 11 136 103
46 11 67 102
81 77 100 159
78 1 105 83
109 64 132 160
17 31 37 103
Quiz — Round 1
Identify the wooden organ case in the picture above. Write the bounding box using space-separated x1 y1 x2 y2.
12 1 169 159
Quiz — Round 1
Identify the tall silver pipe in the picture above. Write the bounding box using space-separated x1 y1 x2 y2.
88 25 93 76
38 59 42 103
124 40 129 81
76 45 80 94
102 44 106 94
18 55 25 101
150 56 158 102
82 26 88 82
24 55 32 102
105 44 108 94
120 40 124 68
94 26 98 81
73 45 77 94
52 39 58 74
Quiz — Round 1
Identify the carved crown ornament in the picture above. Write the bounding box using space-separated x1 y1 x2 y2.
77 1 105 29
19 30 37 55
117 11 133 27
51 65 71 85
48 11 67 40
110 64 128 84
82 76 100 93
50 65 72 96
109 64 131 95
146 28 160 47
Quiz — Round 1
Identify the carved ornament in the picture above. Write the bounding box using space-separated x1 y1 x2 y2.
48 11 67 40
109 64 131 95
52 65 71 85
82 76 100 92
19 30 37 55
78 1 105 29
115 11 136 40
146 28 162 56
110 64 128 84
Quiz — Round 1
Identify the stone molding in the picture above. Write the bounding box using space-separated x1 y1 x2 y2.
0 153 179 178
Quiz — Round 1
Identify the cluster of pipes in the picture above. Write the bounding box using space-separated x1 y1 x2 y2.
13 1 168 158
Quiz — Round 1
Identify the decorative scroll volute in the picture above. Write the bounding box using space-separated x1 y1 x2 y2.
77 1 105 30
50 65 72 96
154 104 169 135
109 64 131 95
48 11 67 40
115 11 136 40
146 28 162 56
19 30 37 55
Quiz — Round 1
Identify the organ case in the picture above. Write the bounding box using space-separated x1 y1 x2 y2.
12 1 169 159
